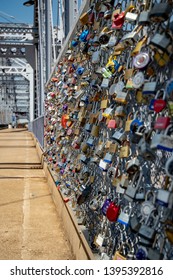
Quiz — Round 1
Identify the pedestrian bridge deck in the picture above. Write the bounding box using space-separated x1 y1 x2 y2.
0 129 74 260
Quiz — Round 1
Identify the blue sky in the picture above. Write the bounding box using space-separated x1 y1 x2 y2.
0 1 84 25
0 0 34 24
0 0 59 25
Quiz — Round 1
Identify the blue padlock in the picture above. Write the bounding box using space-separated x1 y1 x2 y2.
76 67 85 75
71 40 79 47
79 29 89 42
130 112 144 133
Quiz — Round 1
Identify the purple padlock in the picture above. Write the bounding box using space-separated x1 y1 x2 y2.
60 169 65 175
101 198 111 216
63 104 68 111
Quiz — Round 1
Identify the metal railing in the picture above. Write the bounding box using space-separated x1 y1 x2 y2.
29 115 44 148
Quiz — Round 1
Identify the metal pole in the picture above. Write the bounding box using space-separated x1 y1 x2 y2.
45 0 52 81
38 0 44 116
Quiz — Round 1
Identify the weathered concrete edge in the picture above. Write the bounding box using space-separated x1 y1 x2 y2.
30 131 94 260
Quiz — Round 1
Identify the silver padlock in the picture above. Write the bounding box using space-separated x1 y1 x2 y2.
138 137 156 161
112 128 126 144
124 171 143 202
103 152 113 164
117 205 132 227
99 159 109 171
151 125 173 152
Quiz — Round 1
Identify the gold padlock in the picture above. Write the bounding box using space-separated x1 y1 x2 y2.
113 243 131 260
154 51 170 67
79 11 89 25
109 143 118 153
100 99 108 109
125 113 133 132
91 123 100 137
119 141 130 158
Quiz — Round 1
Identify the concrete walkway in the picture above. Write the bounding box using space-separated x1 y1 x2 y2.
0 129 74 260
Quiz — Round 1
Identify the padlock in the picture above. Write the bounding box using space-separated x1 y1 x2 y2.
101 198 111 216
130 111 144 133
113 243 131 260
138 210 159 244
149 32 171 55
91 123 100 137
89 194 103 211
149 2 171 22
100 98 108 109
125 11 138 22
125 113 133 132
124 170 143 202
106 201 120 222
86 137 95 147
112 11 125 30
117 205 132 227
147 239 164 260
99 159 109 171
140 190 156 218
164 220 173 244
138 137 156 161
107 119 118 129
156 188 171 208
142 81 157 95
138 11 150 25
115 106 126 117
120 173 129 189
102 105 115 118
112 128 126 144
130 214 141 233
91 50 101 64
149 89 167 113
99 27 112 45
103 152 113 164
102 68 112 79
154 50 170 67
150 125 173 152
132 72 145 89
165 155 173 178
80 154 89 164
84 123 92 133
77 183 92 205
101 78 110 88
154 116 171 130
79 9 90 25
126 157 140 174
119 140 130 158
115 91 128 104
121 25 142 46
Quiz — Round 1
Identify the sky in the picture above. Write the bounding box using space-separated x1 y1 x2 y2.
0 1 84 26
0 0 34 24
0 0 60 25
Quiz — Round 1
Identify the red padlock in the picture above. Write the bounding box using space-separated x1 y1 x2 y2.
153 90 167 113
107 119 117 129
154 116 171 130
73 142 80 149
112 11 125 29
106 202 120 222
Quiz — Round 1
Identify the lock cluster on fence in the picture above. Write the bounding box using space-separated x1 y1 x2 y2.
44 0 173 260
